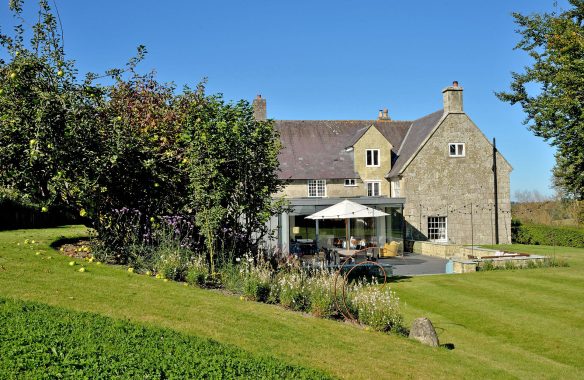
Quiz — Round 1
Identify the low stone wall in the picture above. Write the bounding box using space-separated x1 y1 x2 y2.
476 255 547 270
450 255 547 273
409 240 490 259
452 260 478 273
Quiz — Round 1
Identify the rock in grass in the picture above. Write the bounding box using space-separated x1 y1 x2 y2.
409 317 439 347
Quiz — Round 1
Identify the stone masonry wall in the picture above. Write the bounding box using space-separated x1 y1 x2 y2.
402 113 512 244
277 179 371 198
278 125 393 199
353 126 392 196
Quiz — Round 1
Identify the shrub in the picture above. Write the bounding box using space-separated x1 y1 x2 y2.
185 256 209 287
349 281 403 332
504 260 516 270
221 263 244 293
306 269 342 318
480 260 496 271
278 271 310 312
546 256 569 268
242 262 274 303
153 246 194 281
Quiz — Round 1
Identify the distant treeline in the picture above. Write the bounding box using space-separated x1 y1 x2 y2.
512 200 583 227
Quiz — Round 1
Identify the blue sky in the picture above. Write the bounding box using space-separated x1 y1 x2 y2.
1 1 569 198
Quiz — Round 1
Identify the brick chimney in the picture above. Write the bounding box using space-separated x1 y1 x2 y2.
252 94 267 121
442 81 463 113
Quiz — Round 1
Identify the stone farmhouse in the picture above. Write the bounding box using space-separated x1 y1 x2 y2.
255 83 512 254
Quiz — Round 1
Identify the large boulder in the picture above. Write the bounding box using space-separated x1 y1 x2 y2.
409 317 439 347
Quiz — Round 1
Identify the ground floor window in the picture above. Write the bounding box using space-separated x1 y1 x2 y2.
428 216 447 242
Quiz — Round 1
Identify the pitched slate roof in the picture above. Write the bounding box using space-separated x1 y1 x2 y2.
386 109 444 178
275 111 443 180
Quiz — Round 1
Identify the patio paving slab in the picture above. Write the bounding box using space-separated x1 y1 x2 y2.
379 254 449 276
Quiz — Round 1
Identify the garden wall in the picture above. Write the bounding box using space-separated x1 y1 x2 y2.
409 240 492 259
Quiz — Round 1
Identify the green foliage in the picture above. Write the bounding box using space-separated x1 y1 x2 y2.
0 297 331 379
185 256 209 287
513 221 584 248
305 270 341 318
277 270 311 311
481 260 496 271
241 263 274 302
183 93 286 265
496 0 584 199
0 1 285 266
478 256 568 271
350 280 403 332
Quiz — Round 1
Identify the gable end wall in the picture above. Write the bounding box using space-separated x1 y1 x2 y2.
401 113 512 244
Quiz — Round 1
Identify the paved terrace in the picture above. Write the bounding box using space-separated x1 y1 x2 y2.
378 254 448 276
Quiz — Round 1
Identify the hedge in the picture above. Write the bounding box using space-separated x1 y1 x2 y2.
512 221 584 248
0 298 331 379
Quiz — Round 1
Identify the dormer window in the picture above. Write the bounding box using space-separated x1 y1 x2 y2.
366 149 380 167
449 143 465 157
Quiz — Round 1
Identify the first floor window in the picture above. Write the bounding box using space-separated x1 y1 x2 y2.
366 149 380 167
428 216 447 242
308 179 326 197
449 143 465 157
366 181 381 197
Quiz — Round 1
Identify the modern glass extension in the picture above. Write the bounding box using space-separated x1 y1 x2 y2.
267 197 405 255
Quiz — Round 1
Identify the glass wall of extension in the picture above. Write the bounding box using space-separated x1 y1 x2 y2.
266 197 405 255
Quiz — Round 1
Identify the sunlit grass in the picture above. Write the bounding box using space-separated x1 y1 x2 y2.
0 227 583 379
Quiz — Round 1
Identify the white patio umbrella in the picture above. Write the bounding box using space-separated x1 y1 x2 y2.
305 200 388 254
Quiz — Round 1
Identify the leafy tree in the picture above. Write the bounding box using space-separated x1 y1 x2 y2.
0 0 83 210
182 92 285 270
497 0 584 200
0 0 286 268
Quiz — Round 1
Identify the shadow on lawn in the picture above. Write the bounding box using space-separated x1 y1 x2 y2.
387 275 412 283
49 236 88 250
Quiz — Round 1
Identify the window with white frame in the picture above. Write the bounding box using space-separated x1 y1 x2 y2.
391 179 401 197
366 149 380 167
428 216 447 242
449 143 465 157
366 181 381 197
307 179 326 197
344 179 357 187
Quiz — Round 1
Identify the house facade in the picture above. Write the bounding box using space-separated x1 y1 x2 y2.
257 83 512 254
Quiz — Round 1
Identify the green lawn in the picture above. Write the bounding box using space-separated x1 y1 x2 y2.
0 297 330 379
0 227 583 379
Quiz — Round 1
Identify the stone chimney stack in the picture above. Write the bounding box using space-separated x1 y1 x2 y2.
252 94 267 121
377 108 391 120
442 81 463 113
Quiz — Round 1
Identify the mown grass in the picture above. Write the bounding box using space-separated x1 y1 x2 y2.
0 227 583 379
0 297 330 379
